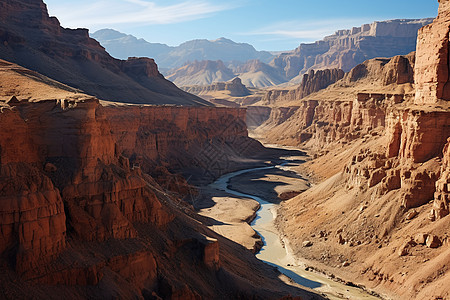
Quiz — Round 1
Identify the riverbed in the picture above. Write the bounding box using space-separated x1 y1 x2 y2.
208 154 381 300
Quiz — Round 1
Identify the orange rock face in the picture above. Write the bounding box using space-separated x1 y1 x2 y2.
415 3 450 105
260 68 344 104
298 69 345 99
1 97 250 258
432 138 450 219
0 105 66 274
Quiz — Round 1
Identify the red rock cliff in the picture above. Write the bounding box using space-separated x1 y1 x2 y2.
0 96 314 299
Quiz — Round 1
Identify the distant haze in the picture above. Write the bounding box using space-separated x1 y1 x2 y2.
91 29 274 69
92 18 432 89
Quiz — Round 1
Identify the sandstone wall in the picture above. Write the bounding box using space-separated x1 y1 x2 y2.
0 97 247 276
415 4 450 104
261 93 407 150
103 104 250 178
260 68 344 105
298 69 345 99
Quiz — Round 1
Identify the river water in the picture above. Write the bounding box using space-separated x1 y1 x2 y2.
209 158 381 300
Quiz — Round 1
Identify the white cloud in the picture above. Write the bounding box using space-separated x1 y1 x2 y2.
45 0 235 28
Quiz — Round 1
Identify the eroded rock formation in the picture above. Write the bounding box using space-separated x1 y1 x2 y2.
262 2 450 299
298 69 345 99
414 1 450 105
183 77 251 97
0 95 317 299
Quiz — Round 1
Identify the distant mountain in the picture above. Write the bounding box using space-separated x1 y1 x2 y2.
0 6 209 106
166 59 287 88
166 60 235 86
91 29 172 61
93 18 432 89
91 29 274 69
159 38 274 69
232 60 287 88
270 18 434 83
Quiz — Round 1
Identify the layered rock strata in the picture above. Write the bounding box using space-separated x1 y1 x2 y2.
271 18 432 81
297 69 345 99
0 96 317 299
257 52 416 148
261 68 345 105
414 1 450 105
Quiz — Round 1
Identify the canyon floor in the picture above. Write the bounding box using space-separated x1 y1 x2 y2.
197 143 384 299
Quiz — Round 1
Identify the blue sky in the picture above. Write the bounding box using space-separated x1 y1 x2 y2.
44 0 439 51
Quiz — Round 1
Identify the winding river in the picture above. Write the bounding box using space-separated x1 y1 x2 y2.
209 157 380 300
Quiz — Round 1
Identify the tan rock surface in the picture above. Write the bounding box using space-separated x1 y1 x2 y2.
271 19 432 82
197 189 262 252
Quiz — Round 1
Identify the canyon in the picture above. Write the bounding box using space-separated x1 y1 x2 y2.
0 0 322 299
0 0 448 299
0 61 320 299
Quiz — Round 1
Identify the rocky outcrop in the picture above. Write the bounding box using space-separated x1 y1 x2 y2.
432 138 450 219
0 0 209 106
271 19 432 81
261 93 398 149
183 77 251 97
258 52 415 111
414 3 450 105
298 69 345 99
